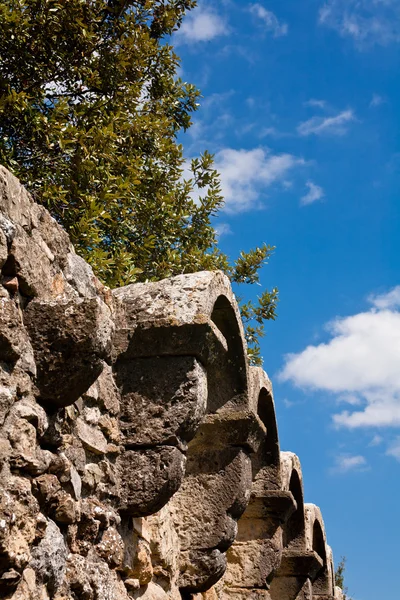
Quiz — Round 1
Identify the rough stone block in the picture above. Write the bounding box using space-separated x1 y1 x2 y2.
117 356 207 447
116 447 186 516
24 297 113 407
179 549 227 593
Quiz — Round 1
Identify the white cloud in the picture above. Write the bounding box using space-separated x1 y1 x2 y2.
279 286 400 428
182 147 305 213
259 127 290 139
386 438 400 460
331 454 368 473
301 181 325 206
176 6 227 43
215 223 232 237
319 0 400 47
249 4 288 37
369 286 400 310
214 147 305 213
297 110 355 136
304 99 327 109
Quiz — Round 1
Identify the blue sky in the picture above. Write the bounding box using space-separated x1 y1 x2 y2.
174 2 400 599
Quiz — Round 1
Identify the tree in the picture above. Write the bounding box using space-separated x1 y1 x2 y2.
335 556 352 600
0 0 278 364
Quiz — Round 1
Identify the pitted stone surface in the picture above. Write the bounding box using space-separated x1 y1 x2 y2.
0 166 344 600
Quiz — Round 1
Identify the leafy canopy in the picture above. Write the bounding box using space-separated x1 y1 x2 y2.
0 0 278 364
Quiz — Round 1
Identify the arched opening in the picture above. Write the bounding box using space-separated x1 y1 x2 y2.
258 388 279 461
211 295 235 343
284 470 305 549
208 295 248 413
311 520 331 595
312 521 326 563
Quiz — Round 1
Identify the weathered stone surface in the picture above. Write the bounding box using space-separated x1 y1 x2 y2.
25 298 113 408
76 417 108 455
0 165 344 600
117 356 207 447
0 298 32 364
30 519 67 594
117 447 186 516
84 362 121 416
172 448 252 553
179 549 227 593
112 271 249 414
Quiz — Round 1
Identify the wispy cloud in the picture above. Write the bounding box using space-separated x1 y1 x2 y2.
369 434 383 447
301 181 325 206
331 454 368 474
370 93 386 108
249 4 288 37
176 5 227 44
279 286 400 429
215 223 232 237
214 147 305 213
386 438 400 461
319 0 400 47
304 99 327 109
297 110 355 136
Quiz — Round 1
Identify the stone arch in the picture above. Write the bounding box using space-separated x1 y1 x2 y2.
270 454 321 600
280 453 306 551
249 369 280 491
305 505 334 599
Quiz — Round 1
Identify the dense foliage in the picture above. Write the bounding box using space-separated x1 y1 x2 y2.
0 0 278 363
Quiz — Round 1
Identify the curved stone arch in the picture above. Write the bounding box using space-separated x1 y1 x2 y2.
305 504 334 598
249 368 280 492
217 368 299 599
113 271 249 414
270 454 319 600
327 546 337 599
280 452 306 551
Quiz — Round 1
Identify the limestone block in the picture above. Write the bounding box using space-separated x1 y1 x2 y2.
270 576 313 600
0 298 32 364
215 590 272 600
144 505 181 592
75 418 108 455
194 408 265 454
113 271 249 414
0 227 7 270
178 549 227 593
117 447 186 516
8 226 56 297
117 356 207 447
63 552 130 600
30 519 67 594
95 526 125 568
0 475 39 574
0 166 34 231
224 539 281 589
84 362 121 416
172 448 252 553
24 297 113 407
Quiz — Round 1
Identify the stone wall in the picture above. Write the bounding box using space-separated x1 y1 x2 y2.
0 165 343 600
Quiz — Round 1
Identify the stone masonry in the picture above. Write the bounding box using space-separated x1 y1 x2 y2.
0 165 344 600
